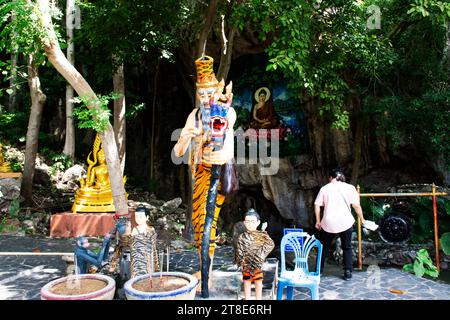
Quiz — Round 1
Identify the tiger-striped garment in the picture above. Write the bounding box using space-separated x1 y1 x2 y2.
235 230 275 273
192 162 225 257
242 268 263 282
130 227 159 278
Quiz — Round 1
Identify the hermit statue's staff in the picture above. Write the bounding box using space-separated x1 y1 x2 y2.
173 55 236 297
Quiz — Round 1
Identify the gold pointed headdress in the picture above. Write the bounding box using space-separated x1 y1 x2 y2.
195 55 219 88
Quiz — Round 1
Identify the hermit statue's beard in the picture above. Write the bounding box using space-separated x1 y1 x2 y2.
200 104 211 146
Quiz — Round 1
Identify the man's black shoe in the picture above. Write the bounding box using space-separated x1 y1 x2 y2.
343 270 352 281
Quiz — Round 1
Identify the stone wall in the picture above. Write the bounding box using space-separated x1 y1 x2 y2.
334 239 450 270
236 155 324 228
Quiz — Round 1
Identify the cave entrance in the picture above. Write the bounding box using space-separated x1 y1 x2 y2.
219 186 293 245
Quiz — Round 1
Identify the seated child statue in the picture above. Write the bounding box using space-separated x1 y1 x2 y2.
235 208 274 300
74 233 112 274
130 206 159 278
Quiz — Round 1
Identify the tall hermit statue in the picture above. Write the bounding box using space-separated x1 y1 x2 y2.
173 56 236 297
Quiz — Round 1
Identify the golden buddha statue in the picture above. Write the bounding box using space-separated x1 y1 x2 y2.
72 134 127 213
0 144 13 173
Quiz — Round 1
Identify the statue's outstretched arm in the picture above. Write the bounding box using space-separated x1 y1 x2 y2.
173 109 200 158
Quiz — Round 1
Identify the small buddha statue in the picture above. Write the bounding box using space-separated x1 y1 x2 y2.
0 144 12 173
72 134 127 213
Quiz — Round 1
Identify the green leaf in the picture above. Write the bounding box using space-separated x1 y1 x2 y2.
407 8 417 15
444 201 450 215
5 88 13 95
413 259 425 278
402 263 414 273
417 249 435 269
424 268 439 278
440 232 450 255
370 202 387 220
419 212 433 233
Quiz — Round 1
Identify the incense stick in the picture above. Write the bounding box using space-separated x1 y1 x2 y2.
159 250 163 286
167 246 170 272
150 252 153 288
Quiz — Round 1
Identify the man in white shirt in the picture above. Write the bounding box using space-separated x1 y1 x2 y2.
314 169 366 280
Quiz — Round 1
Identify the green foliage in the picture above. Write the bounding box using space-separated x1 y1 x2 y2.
403 248 439 278
231 0 397 129
3 146 24 172
125 103 146 119
372 88 450 167
76 0 192 84
407 0 450 25
0 216 19 233
0 112 27 142
9 159 22 172
371 201 392 221
440 232 450 255
0 0 64 61
230 0 449 139
411 197 450 244
234 107 250 129
72 93 119 132
444 201 450 216
360 193 450 245
48 153 73 176
8 198 20 219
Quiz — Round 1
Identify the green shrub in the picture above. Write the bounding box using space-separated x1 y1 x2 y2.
0 112 27 142
49 153 73 175
9 198 20 219
403 249 439 278
440 232 450 255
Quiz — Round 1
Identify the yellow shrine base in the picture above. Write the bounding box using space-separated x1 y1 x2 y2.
72 190 128 213
50 208 137 238
0 172 22 179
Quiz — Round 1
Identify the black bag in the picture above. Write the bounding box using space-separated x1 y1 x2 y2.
219 159 239 195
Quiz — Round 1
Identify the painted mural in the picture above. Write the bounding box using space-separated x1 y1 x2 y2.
229 54 310 157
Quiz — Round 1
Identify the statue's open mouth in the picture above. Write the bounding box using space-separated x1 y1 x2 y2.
210 116 228 137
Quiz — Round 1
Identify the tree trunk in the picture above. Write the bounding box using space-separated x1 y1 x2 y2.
36 0 128 215
63 0 76 159
113 61 126 174
350 96 363 185
150 61 160 182
195 0 219 58
8 11 18 112
8 52 18 113
21 54 46 206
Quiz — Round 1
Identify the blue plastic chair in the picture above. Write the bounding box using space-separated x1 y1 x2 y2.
276 232 322 300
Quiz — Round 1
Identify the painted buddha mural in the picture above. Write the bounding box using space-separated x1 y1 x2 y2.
249 87 279 129
72 134 127 213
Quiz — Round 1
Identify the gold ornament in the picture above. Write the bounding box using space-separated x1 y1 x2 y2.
0 144 12 173
72 134 127 213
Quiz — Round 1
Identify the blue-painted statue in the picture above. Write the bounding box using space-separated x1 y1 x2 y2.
74 233 112 274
